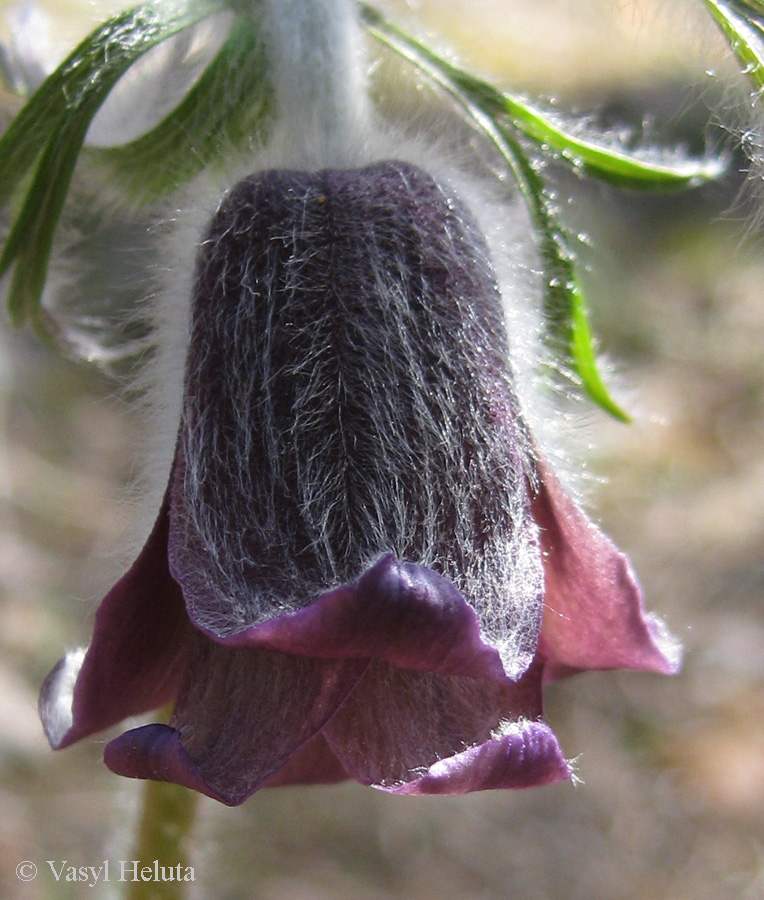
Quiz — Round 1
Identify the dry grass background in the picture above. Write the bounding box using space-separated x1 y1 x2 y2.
1 1 763 898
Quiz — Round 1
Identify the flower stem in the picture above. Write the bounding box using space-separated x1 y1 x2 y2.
124 778 199 900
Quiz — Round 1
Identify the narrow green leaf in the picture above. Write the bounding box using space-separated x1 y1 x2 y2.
568 276 631 422
3 112 92 328
0 0 219 326
91 13 273 202
502 132 632 422
492 91 722 188
702 0 764 91
0 62 74 209
361 3 630 420
361 3 721 190
0 1 215 208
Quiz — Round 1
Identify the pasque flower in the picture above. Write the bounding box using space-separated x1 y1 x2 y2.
39 160 679 805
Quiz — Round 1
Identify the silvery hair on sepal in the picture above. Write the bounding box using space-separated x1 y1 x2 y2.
175 159 543 676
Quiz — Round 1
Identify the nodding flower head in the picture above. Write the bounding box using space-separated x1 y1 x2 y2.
39 161 680 805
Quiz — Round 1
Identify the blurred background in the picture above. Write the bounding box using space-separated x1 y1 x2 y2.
1 0 763 898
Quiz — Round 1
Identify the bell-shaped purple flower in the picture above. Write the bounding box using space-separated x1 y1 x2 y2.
39 161 679 805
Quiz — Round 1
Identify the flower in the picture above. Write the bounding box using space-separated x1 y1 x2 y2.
39 160 680 805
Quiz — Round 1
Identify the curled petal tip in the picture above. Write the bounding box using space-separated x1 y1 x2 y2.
644 612 683 675
39 648 86 749
533 463 682 678
104 724 238 805
383 721 571 795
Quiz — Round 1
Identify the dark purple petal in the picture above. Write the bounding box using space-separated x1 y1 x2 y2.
105 634 367 805
106 724 351 799
104 724 231 803
386 722 570 795
321 658 555 791
182 554 509 682
39 489 192 749
532 461 681 679
105 687 568 800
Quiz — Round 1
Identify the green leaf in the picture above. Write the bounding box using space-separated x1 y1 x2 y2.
568 276 631 422
486 90 722 189
361 3 722 190
2 111 92 330
91 13 273 202
702 0 764 92
361 3 631 420
501 132 632 422
0 0 219 327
